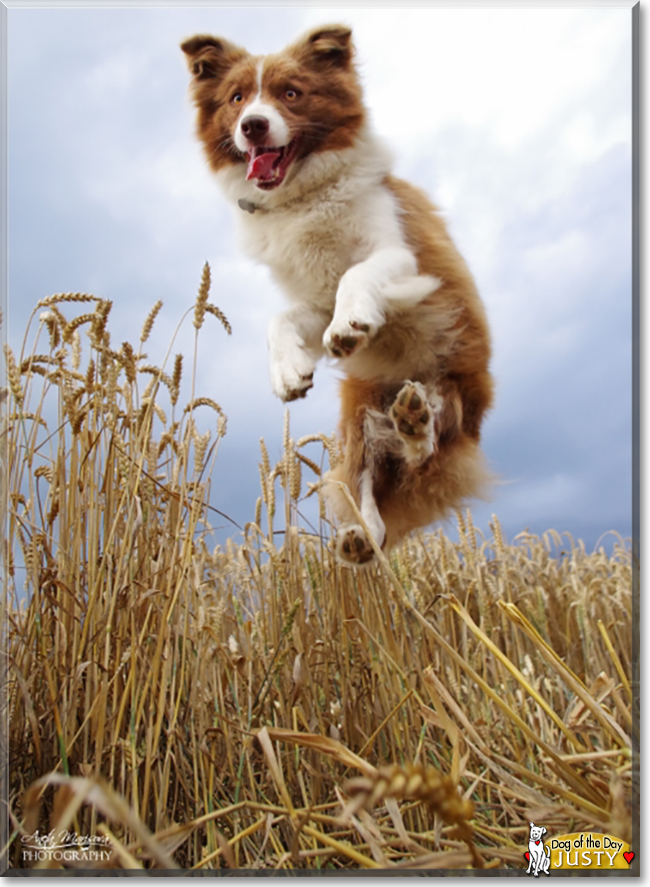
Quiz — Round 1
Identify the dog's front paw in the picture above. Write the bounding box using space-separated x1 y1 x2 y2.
270 352 315 402
335 523 375 565
323 317 377 359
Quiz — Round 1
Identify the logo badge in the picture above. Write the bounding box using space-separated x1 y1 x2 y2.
525 822 551 877
523 828 633 873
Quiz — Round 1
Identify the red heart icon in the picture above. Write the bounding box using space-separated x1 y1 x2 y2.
524 851 530 862
535 840 541 845
624 851 634 864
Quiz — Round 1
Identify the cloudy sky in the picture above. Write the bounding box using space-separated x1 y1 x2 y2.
6 3 634 552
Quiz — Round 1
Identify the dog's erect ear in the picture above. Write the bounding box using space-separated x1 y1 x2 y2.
181 34 246 81
296 25 354 70
541 827 547 836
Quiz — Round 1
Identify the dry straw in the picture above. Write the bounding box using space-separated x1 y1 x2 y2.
3 271 634 871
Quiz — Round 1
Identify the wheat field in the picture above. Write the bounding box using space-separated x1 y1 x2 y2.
1 267 636 871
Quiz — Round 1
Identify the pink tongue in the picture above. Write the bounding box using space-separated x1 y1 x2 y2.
247 151 282 181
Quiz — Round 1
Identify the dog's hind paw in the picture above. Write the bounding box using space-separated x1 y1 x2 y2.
390 381 439 465
336 523 375 565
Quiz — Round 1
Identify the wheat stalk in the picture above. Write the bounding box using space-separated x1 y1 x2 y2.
4 273 634 871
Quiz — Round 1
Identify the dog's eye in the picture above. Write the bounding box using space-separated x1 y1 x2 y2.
231 93 244 105
285 89 299 101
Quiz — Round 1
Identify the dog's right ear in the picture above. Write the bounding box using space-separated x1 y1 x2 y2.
180 34 246 81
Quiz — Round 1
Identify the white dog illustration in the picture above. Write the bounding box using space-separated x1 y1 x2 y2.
526 822 551 876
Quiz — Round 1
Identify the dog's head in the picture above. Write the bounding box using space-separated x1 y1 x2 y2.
529 823 547 842
181 25 365 191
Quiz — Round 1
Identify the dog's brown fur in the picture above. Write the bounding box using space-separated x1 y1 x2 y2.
326 178 493 552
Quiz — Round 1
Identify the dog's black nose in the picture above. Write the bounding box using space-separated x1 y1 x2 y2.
240 116 270 143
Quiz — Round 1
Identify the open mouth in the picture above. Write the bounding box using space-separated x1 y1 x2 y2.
245 138 300 190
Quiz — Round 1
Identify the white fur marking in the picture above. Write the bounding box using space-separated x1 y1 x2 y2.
321 181 442 358
323 247 440 357
256 58 263 95
234 58 290 152
359 468 386 547
267 307 328 401
220 128 442 377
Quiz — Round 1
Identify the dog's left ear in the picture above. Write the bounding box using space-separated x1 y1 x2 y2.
541 827 547 836
297 25 354 70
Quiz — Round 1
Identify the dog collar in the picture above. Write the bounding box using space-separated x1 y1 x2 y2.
238 198 266 214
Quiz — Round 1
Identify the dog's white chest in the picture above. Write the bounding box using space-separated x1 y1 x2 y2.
239 200 370 309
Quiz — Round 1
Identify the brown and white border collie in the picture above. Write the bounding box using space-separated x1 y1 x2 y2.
181 24 494 565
